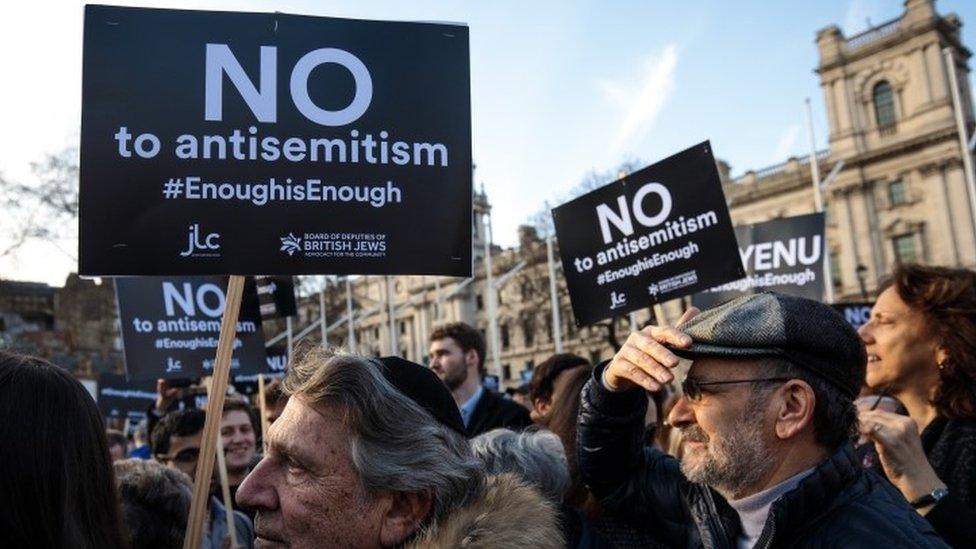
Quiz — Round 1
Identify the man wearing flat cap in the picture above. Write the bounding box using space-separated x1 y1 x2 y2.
578 293 948 547
237 349 562 548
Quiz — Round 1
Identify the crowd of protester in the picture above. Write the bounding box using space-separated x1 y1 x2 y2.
0 262 974 547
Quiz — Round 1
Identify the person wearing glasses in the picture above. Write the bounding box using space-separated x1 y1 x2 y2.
151 409 254 548
577 293 947 547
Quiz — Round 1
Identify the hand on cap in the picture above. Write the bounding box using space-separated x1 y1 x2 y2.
858 409 945 509
603 307 699 393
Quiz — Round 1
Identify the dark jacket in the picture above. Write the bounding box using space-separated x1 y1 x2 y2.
466 387 531 437
578 364 949 548
860 416 976 548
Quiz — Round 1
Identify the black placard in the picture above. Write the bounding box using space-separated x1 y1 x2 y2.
232 344 288 395
552 142 743 325
693 213 826 310
832 302 874 330
80 5 472 277
115 276 268 379
255 276 297 319
97 373 158 421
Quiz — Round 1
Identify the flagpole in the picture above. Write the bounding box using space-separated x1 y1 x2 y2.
944 47 976 245
806 98 834 303
484 207 502 385
546 234 563 352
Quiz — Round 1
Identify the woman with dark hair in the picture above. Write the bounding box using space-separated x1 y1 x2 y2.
530 353 665 548
858 264 976 547
0 351 127 548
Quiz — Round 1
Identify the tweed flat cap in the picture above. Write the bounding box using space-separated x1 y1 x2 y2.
673 292 866 397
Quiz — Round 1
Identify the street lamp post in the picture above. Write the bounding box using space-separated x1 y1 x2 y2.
855 264 869 301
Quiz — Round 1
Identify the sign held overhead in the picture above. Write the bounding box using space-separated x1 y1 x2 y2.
552 142 743 325
81 5 472 277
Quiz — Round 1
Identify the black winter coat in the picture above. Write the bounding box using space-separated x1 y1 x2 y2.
578 364 949 548
466 387 532 437
859 416 976 548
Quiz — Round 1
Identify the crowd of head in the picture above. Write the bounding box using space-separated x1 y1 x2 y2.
1 262 975 548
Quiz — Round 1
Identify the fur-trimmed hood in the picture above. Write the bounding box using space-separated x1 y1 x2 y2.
405 473 564 548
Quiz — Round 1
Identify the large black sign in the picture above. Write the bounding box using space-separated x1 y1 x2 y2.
115 276 268 380
97 373 158 421
693 213 826 310
232 344 288 395
552 142 743 325
255 276 297 319
80 6 472 277
832 302 874 330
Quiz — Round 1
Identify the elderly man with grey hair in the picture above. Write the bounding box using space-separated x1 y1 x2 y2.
237 350 562 548
472 428 571 503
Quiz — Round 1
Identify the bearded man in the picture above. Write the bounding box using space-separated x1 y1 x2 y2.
578 293 947 547
429 322 530 436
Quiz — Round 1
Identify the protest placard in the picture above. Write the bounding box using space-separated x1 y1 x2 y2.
693 212 826 310
80 5 472 277
232 344 288 395
115 276 267 380
96 373 158 421
832 302 874 330
552 142 743 325
255 276 297 319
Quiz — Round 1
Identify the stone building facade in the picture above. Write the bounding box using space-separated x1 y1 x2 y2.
728 0 974 300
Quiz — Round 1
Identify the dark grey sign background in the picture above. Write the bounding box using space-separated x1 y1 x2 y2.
552 142 743 326
115 276 267 379
81 5 471 276
97 373 158 420
693 213 826 310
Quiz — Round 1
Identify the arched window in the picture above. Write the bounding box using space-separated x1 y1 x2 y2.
873 81 896 128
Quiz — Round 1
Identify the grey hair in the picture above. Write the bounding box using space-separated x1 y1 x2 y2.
470 428 570 503
759 357 858 449
283 348 485 526
113 458 192 549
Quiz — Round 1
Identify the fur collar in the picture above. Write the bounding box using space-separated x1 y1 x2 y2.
405 473 563 548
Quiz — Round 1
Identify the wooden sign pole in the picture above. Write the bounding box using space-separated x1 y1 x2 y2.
183 275 245 549
215 430 240 549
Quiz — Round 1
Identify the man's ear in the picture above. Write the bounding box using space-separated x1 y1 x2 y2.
464 348 480 371
773 380 816 441
379 490 432 547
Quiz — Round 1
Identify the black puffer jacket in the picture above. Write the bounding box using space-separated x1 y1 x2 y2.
578 364 949 548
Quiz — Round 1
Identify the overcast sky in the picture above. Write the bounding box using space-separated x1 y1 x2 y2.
2 0 974 286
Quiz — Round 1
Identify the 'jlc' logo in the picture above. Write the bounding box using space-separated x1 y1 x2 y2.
180 223 221 257
610 291 627 310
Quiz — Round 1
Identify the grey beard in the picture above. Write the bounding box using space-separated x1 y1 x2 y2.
679 398 776 499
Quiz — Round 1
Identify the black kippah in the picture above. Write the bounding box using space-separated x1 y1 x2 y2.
373 356 467 436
